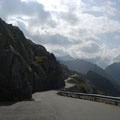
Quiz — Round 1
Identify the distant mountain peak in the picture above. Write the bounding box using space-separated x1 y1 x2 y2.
60 59 112 81
57 54 74 61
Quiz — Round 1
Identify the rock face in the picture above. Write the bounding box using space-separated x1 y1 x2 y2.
0 18 65 100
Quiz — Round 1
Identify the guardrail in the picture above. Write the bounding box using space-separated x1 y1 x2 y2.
57 90 120 106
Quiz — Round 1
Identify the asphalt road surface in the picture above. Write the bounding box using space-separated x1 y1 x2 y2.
0 91 120 120
33 91 120 120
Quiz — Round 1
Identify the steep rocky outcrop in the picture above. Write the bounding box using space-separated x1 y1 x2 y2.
0 18 65 100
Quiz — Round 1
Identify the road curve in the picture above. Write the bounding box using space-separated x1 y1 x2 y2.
0 90 120 120
33 90 120 120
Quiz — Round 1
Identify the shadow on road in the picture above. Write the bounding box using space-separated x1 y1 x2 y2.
0 101 16 106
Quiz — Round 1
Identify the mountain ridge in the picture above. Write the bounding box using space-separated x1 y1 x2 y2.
60 59 113 81
105 62 120 85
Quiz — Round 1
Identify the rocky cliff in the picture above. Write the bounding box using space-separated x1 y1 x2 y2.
0 18 65 101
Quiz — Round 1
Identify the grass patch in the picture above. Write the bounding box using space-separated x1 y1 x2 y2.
22 98 35 101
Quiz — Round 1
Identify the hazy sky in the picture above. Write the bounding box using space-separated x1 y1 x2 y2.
0 0 120 66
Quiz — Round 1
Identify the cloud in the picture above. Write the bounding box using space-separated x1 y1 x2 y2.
60 12 79 25
114 35 120 40
31 34 73 46
84 0 118 16
80 41 100 53
0 0 120 67
0 0 52 25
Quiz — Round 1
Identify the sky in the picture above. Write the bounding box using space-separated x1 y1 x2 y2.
0 0 120 68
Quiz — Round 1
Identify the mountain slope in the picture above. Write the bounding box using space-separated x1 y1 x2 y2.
105 62 120 85
0 18 65 100
66 74 96 94
65 72 120 96
60 59 112 81
86 71 119 96
84 57 108 69
57 55 74 61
